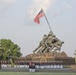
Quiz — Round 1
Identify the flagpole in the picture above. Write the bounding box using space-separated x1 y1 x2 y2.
42 8 53 32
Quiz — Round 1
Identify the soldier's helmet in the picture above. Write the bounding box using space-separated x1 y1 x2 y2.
48 31 53 36
43 34 47 39
61 41 64 44
44 34 47 37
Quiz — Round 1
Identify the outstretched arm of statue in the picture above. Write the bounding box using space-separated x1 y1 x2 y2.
33 44 41 53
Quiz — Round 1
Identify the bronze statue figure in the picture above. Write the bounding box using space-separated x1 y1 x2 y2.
33 31 64 53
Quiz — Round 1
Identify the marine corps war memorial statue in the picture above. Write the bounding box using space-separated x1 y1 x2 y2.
24 31 75 65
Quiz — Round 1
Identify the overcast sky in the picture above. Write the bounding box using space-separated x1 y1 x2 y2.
0 0 76 57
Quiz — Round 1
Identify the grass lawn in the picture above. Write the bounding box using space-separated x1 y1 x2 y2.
0 72 76 75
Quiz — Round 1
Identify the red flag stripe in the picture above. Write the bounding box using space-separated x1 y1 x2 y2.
34 9 44 24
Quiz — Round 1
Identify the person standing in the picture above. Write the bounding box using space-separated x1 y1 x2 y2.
32 63 35 72
29 62 32 72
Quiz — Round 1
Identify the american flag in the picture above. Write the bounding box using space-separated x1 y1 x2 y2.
34 9 44 24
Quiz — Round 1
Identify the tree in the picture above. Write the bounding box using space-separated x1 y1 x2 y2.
0 39 22 66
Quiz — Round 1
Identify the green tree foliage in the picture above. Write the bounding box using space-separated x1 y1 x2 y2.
0 39 22 61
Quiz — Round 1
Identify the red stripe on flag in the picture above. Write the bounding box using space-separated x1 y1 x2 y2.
34 9 44 24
